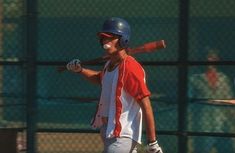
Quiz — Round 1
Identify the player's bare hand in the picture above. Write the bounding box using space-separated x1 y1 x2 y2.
146 141 163 153
66 59 83 73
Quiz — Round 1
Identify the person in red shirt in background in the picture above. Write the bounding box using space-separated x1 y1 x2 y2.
188 49 234 153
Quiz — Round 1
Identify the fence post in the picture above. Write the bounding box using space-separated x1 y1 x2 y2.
25 0 38 153
178 0 190 153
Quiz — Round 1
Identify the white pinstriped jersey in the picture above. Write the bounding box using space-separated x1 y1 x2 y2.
99 66 118 117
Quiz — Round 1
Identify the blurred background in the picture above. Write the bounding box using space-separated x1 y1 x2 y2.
0 0 234 153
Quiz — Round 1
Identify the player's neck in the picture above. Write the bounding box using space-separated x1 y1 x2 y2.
110 50 127 63
108 50 127 71
207 66 217 72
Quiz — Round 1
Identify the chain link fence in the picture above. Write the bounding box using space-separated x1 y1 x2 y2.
0 0 235 153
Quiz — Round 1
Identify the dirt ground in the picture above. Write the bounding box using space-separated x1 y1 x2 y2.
17 132 146 153
17 132 103 153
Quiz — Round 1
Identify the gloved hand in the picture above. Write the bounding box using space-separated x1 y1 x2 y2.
146 140 163 153
66 59 83 73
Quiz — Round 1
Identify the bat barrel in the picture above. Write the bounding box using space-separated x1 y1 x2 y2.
131 40 166 54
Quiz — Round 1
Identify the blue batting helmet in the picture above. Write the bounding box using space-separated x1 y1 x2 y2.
98 17 131 48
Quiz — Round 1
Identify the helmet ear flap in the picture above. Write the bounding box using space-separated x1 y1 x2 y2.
119 35 129 48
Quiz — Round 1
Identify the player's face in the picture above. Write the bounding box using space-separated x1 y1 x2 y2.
101 36 121 55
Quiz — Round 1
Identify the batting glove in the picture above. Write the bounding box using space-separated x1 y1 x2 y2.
66 59 83 73
146 140 163 153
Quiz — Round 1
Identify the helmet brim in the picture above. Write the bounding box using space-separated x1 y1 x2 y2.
97 32 115 38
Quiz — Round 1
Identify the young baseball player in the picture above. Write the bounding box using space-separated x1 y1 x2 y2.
66 17 163 153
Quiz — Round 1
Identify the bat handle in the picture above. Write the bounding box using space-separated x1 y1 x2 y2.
56 55 110 72
57 66 67 72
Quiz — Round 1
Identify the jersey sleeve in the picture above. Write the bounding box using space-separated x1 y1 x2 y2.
123 58 151 101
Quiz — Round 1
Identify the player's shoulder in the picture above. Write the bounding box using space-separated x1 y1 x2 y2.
217 71 229 78
124 56 142 67
123 56 144 73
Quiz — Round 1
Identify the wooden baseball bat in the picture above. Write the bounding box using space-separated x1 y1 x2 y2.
57 40 166 72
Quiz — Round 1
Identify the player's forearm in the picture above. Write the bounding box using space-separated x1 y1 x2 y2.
139 97 157 143
144 106 157 143
79 68 101 85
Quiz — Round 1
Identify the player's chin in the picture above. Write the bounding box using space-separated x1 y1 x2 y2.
105 50 116 55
